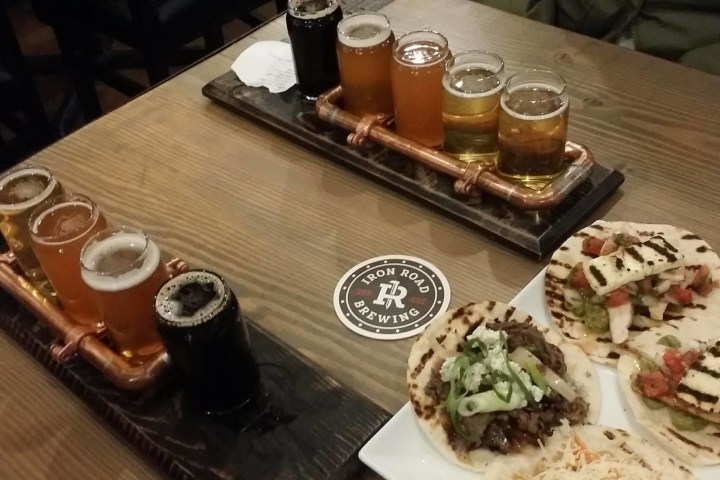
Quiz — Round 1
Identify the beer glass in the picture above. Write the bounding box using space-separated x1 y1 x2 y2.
287 0 343 100
497 69 569 189
155 270 260 414
29 193 108 325
336 12 394 116
391 31 450 147
80 226 169 361
0 166 62 291
442 51 505 164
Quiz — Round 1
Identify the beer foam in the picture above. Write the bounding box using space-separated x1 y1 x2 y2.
442 63 505 98
288 0 338 19
338 13 392 48
81 232 161 293
0 167 57 212
31 201 101 245
154 271 228 327
500 82 568 121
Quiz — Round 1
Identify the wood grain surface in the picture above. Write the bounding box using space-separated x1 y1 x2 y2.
2 0 720 478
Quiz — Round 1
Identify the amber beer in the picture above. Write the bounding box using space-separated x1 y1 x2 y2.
497 70 569 189
29 194 108 325
442 51 505 164
81 227 169 361
391 31 450 147
155 270 260 414
336 12 394 116
0 166 62 290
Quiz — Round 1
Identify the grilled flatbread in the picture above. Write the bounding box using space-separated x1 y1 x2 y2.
546 221 720 365
407 301 600 473
619 323 720 466
485 424 694 479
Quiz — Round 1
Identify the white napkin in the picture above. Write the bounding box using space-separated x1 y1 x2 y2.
231 41 297 94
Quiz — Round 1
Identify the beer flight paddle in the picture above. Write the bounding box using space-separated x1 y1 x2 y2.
279 0 594 205
0 166 263 416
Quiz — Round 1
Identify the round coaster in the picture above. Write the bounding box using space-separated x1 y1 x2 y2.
333 255 451 340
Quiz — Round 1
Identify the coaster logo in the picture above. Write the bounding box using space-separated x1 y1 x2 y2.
374 281 407 308
334 255 451 340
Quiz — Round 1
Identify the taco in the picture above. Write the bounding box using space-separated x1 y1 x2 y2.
618 323 720 465
407 301 600 472
484 424 694 479
545 220 720 365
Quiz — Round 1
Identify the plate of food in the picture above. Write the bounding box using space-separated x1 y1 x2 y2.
360 221 720 479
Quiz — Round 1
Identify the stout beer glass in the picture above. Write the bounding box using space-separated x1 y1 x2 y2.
391 31 450 147
29 193 108 325
81 226 169 361
155 270 260 414
336 12 394 116
287 0 343 100
497 69 569 189
442 51 505 164
0 166 62 291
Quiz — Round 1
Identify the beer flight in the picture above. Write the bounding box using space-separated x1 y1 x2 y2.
0 167 259 414
287 0 570 189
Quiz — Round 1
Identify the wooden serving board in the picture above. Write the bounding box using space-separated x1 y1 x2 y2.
202 73 624 260
0 287 390 480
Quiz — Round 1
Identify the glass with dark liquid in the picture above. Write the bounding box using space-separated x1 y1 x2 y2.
154 270 260 414
497 69 569 190
287 0 343 100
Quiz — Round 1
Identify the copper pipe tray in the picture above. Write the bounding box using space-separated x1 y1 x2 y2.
202 73 624 259
317 86 594 210
0 251 187 390
0 252 389 480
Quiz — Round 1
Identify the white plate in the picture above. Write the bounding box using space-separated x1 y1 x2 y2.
359 268 715 479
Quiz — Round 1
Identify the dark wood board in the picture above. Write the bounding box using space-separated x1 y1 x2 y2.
202 71 624 260
0 287 390 480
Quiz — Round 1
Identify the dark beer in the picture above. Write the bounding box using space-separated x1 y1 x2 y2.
154 270 260 414
286 0 343 100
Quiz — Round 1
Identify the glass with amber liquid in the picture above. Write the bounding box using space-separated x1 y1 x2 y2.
29 193 108 325
0 166 62 292
81 226 169 362
497 70 569 189
442 51 505 165
391 31 450 147
336 12 394 116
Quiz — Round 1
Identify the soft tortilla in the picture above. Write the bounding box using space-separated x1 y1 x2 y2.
545 220 720 365
619 323 720 466
407 301 601 473
484 424 694 479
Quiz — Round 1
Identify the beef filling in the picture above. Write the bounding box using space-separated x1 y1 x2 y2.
429 322 589 453
488 321 567 376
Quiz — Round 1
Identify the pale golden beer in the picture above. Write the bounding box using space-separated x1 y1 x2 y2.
497 70 569 189
29 194 108 325
391 31 450 147
442 51 505 164
0 166 62 291
81 226 169 361
337 12 395 116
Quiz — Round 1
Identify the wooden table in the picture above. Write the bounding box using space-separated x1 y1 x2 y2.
2 0 719 478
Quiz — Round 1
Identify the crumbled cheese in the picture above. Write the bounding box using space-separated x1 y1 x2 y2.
467 325 507 346
439 356 457 382
462 362 487 392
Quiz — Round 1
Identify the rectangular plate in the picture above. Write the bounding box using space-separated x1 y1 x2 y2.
0 287 390 480
202 72 624 260
358 269 716 479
